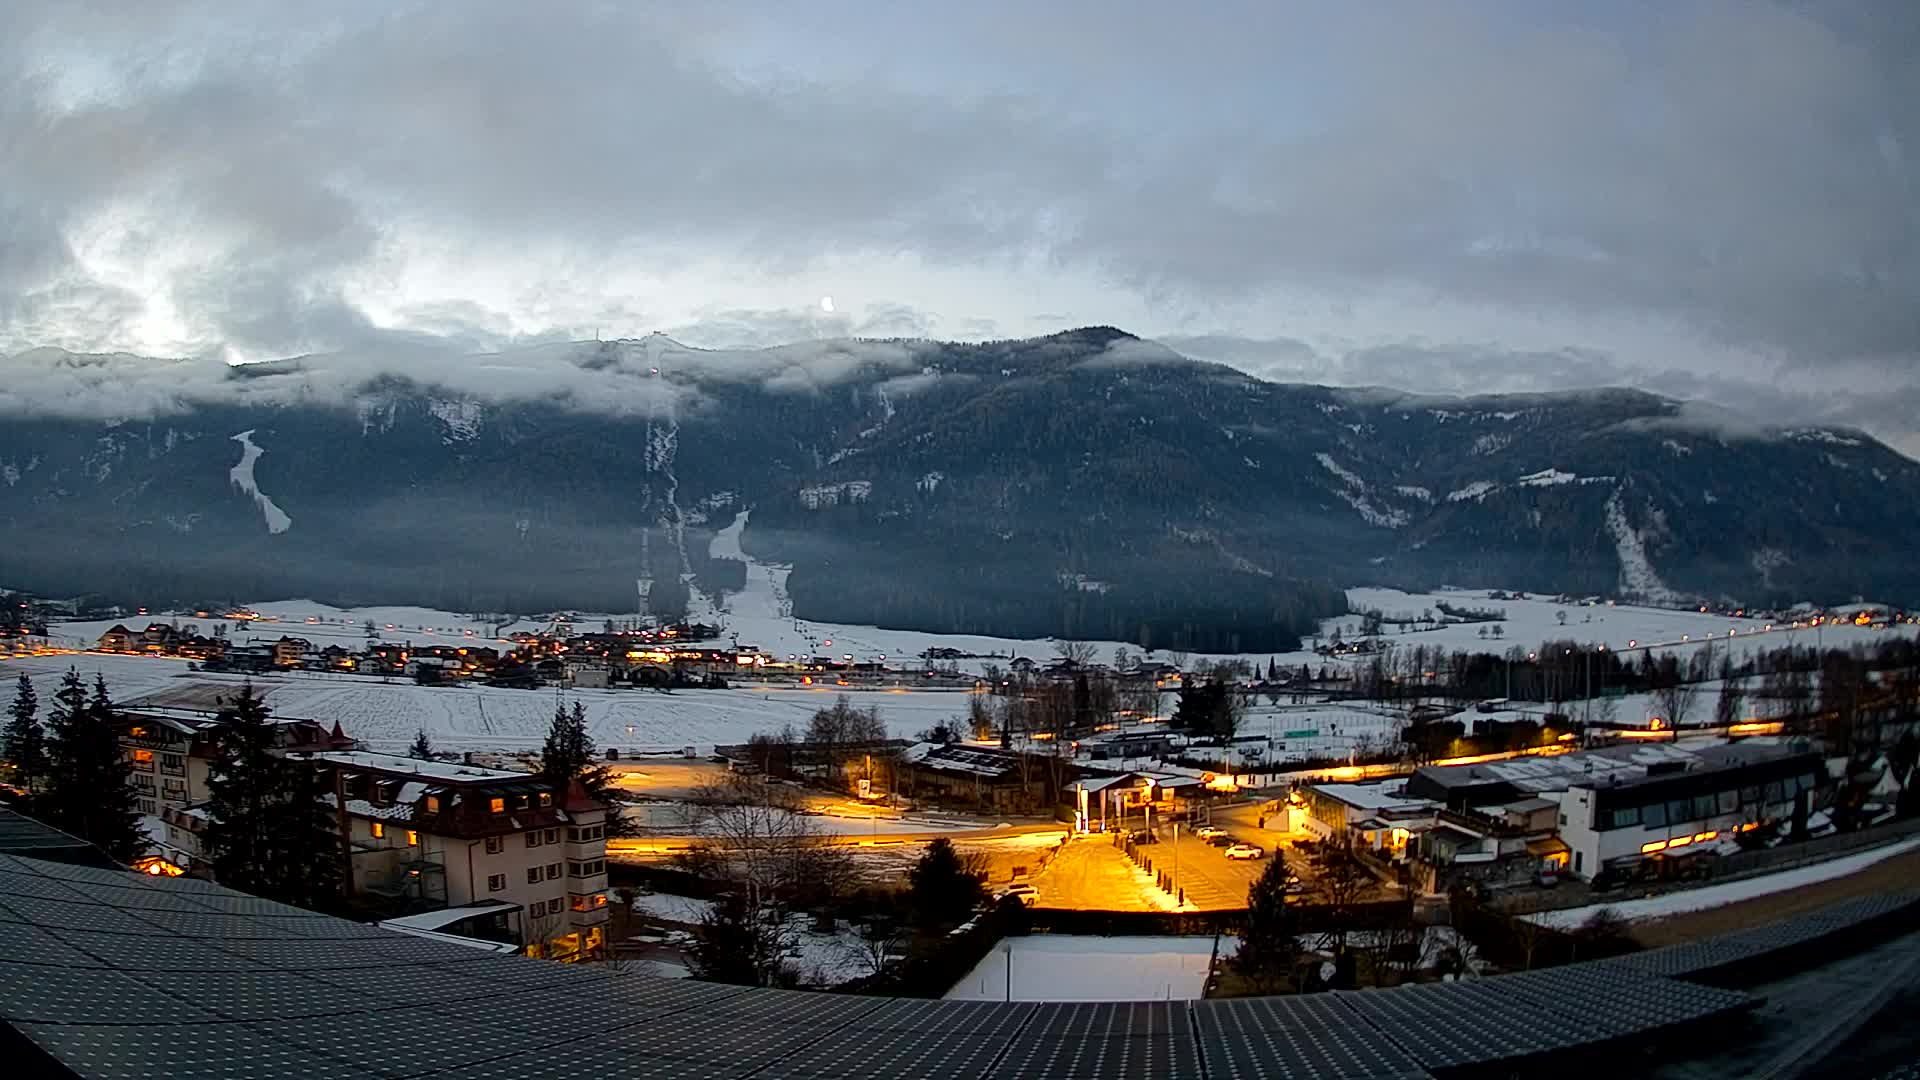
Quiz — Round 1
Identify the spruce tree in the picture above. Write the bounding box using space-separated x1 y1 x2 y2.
3 674 47 794
539 700 622 834
202 683 341 908
408 728 434 760
39 670 145 863
1235 853 1300 992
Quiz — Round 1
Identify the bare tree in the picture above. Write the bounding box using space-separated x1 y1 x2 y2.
1166 649 1190 672
1054 639 1097 667
1653 680 1698 731
676 770 857 981
1111 646 1133 672
841 912 904 979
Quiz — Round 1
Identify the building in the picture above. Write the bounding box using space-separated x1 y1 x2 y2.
118 707 351 817
897 743 1061 814
96 623 135 652
1404 740 1823 882
289 750 612 961
272 636 313 668
1069 771 1208 833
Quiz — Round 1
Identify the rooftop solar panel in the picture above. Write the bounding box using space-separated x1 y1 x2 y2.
14 1020 389 1080
1195 996 1430 1080
988 1002 1203 1079
0 960 221 1025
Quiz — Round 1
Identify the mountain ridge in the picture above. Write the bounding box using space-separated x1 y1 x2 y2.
3 328 1916 648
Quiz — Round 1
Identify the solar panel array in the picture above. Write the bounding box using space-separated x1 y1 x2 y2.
25 846 1911 1080
1592 889 1920 981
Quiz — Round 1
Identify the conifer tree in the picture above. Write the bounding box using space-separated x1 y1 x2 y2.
408 728 434 760
3 674 47 794
539 700 623 834
40 670 145 863
202 683 341 908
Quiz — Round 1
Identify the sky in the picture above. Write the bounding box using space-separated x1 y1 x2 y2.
2 2 1916 452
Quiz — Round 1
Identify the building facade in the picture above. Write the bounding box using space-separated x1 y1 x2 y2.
291 750 612 961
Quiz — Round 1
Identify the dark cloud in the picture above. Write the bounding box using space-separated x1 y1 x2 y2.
0 1 1912 449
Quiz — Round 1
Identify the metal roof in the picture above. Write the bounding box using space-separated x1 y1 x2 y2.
15 815 1885 1078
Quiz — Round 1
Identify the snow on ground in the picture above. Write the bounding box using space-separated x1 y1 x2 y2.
944 935 1221 1001
629 891 714 925
0 651 977 755
1522 835 1920 930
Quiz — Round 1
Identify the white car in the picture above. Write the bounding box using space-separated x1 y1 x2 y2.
1224 843 1265 860
1193 825 1226 839
999 884 1039 906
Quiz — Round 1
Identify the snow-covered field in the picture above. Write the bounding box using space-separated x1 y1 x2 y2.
1523 835 1920 930
943 935 1221 1001
17 544 1916 761
0 651 976 755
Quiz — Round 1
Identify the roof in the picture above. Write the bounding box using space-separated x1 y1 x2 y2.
1497 797 1559 815
0 848 1770 1079
1307 782 1437 814
377 899 520 933
0 809 119 869
1410 741 1804 800
292 749 532 784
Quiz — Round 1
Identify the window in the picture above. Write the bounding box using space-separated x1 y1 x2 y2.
538 792 553 807
1607 807 1641 829
568 825 605 843
425 795 441 814
1667 799 1693 825
1691 795 1717 821
567 859 604 877
543 828 559 844
137 799 156 815
1574 852 1584 874
133 774 156 792
487 873 505 892
370 822 385 839
130 748 155 768
516 794 531 810
1716 791 1738 814
1741 785 1762 806
1557 813 1566 827
1642 802 1668 828
570 894 588 913
545 863 561 881
529 900 545 918
594 893 607 908
526 868 541 885
160 753 184 774
484 836 503 855
489 797 505 814
406 830 420 846
526 832 543 849
551 895 563 911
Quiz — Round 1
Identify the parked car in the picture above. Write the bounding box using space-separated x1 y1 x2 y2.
1207 835 1235 848
1283 875 1310 895
1128 829 1157 845
1224 843 1265 860
998 884 1040 906
1193 825 1226 839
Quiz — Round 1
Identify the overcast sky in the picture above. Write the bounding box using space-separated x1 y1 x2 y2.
3 2 1916 452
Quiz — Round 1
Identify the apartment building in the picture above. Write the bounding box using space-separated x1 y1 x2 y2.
289 750 612 961
118 707 350 816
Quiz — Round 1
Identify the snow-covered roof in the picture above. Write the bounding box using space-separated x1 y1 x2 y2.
1308 782 1436 814
295 750 530 784
378 900 519 933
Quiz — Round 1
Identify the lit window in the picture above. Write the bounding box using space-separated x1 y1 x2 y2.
370 822 385 839
539 792 553 807
129 726 148 737
571 894 587 912
132 749 155 764
489 797 505 814
425 796 441 814
406 830 419 846
594 893 606 908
